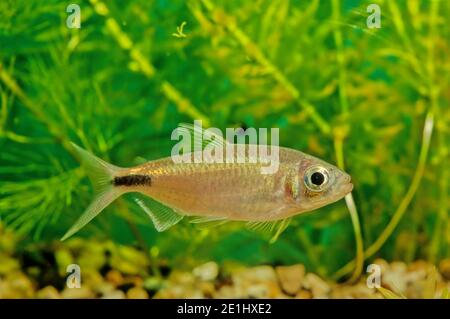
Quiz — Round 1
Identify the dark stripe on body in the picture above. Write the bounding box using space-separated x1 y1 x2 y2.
113 174 152 187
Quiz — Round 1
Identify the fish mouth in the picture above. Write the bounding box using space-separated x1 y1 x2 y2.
343 182 354 194
340 174 353 195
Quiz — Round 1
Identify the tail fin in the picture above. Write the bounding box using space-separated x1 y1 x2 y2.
61 143 124 241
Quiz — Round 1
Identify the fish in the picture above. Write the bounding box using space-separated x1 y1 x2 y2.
61 124 353 242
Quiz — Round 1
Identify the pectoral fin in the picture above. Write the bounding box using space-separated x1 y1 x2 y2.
134 195 183 232
246 218 291 243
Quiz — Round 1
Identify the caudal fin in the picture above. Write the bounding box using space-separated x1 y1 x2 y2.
61 143 124 241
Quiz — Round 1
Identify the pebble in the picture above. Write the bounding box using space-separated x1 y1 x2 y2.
230 265 281 298
154 285 204 299
169 271 195 285
193 262 219 281
382 264 407 293
275 264 305 295
126 287 149 299
295 289 312 299
302 273 330 298
110 246 149 276
199 282 215 297
439 259 450 280
232 265 277 285
96 282 116 296
106 270 124 286
7 272 35 298
1 232 449 299
61 287 95 299
215 285 239 298
102 289 126 299
247 284 270 298
0 255 20 275
83 269 104 288
36 286 60 299
331 283 380 299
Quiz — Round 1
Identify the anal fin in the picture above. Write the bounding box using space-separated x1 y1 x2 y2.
134 195 183 232
246 218 291 243
189 216 228 228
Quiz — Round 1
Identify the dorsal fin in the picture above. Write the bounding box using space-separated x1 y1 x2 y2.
178 122 230 150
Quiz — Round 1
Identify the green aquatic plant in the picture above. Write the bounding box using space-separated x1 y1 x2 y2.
172 22 188 38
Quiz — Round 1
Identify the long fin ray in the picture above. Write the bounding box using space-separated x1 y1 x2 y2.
70 142 122 193
178 122 229 150
62 143 125 241
189 216 229 228
134 195 183 232
246 218 292 243
61 188 122 241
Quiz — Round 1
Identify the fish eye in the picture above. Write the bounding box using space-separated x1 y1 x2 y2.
304 165 330 192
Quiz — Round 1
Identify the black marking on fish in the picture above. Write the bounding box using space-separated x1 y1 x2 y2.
113 174 152 187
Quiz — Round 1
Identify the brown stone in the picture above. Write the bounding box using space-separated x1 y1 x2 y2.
126 287 149 299
193 262 219 281
439 259 450 280
302 273 330 298
36 286 60 299
61 287 95 299
275 264 305 295
232 265 277 284
101 289 126 299
7 272 35 298
105 269 124 286
199 281 216 297
295 289 312 299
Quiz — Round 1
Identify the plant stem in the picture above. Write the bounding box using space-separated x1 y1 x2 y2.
332 0 439 280
426 0 445 263
297 229 324 276
333 109 435 280
0 64 76 157
334 134 364 282
89 0 210 126
332 0 349 114
116 199 162 278
197 0 330 135
331 0 363 282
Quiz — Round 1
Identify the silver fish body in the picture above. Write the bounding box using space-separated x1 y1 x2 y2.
61 142 353 241
118 146 352 221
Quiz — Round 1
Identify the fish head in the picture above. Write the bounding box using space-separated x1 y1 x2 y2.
294 156 353 211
